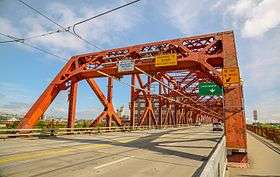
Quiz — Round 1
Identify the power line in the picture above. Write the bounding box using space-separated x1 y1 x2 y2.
1 0 141 48
0 28 68 44
72 0 141 36
0 32 67 61
17 0 102 50
18 0 65 29
17 0 141 50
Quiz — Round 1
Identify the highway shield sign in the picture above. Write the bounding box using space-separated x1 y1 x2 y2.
198 82 222 96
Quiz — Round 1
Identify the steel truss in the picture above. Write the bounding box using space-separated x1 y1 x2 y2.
18 31 247 163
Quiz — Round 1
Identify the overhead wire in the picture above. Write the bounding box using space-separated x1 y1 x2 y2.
0 29 69 44
18 0 65 29
17 0 102 50
16 0 141 50
72 0 141 37
0 32 67 61
13 0 219 117
1 0 141 58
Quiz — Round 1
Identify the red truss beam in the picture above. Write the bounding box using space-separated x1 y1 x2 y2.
86 78 122 127
136 75 157 126
132 71 221 119
18 31 247 164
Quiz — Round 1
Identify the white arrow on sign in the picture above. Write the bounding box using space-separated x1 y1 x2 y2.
209 88 215 93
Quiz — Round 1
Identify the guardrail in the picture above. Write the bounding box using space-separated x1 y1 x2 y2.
247 125 280 144
200 136 226 177
0 124 196 139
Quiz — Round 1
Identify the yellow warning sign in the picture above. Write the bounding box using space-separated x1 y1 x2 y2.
155 54 177 67
222 67 240 85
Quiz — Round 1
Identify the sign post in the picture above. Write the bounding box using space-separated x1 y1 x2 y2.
198 82 222 96
253 110 258 123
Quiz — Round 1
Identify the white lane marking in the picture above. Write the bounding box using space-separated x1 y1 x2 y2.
94 156 132 170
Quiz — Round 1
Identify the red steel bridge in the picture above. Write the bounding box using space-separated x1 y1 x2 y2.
17 31 247 164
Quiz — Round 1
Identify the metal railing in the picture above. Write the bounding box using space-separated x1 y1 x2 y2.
0 124 198 139
247 125 280 145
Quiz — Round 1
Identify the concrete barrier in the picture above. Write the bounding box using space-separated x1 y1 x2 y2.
200 136 226 177
0 124 196 139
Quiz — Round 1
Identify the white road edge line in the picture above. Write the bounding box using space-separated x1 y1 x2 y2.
94 156 133 170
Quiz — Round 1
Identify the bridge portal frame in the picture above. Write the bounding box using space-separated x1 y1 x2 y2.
18 31 247 164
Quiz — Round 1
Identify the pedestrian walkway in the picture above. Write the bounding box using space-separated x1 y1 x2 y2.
228 131 280 177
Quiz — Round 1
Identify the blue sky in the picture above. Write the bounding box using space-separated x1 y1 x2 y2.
0 0 279 122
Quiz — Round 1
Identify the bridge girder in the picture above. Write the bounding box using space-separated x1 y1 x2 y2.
17 31 247 164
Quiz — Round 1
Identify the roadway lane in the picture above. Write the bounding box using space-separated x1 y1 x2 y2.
0 126 223 177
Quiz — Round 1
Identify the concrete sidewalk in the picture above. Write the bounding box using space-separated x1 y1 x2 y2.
228 131 280 177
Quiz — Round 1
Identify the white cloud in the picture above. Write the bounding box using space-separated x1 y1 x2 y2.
161 0 280 122
227 0 257 17
0 1 142 60
226 0 280 38
242 27 280 123
242 0 280 37
0 17 19 36
161 0 203 33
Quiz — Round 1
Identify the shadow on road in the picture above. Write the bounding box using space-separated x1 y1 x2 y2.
39 127 222 176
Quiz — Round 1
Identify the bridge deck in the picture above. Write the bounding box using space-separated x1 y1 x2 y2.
0 126 223 177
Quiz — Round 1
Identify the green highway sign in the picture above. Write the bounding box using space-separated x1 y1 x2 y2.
198 82 222 96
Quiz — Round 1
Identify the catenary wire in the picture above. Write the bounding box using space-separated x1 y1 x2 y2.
13 0 219 117
17 0 141 50
0 29 69 44
72 0 141 37
0 32 67 61
17 0 102 50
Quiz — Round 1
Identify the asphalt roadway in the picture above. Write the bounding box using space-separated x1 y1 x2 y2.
0 126 223 177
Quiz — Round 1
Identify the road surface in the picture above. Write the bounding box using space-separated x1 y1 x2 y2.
0 126 223 177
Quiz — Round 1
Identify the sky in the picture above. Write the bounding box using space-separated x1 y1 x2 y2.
0 0 279 123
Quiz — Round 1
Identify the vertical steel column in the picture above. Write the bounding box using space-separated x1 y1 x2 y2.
147 76 151 127
67 81 78 128
158 81 162 128
107 77 113 127
196 112 199 124
192 111 197 125
188 110 191 124
130 74 136 128
184 108 187 124
174 99 177 126
223 32 247 165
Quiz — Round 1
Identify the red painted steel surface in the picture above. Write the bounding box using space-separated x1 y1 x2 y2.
18 31 247 163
